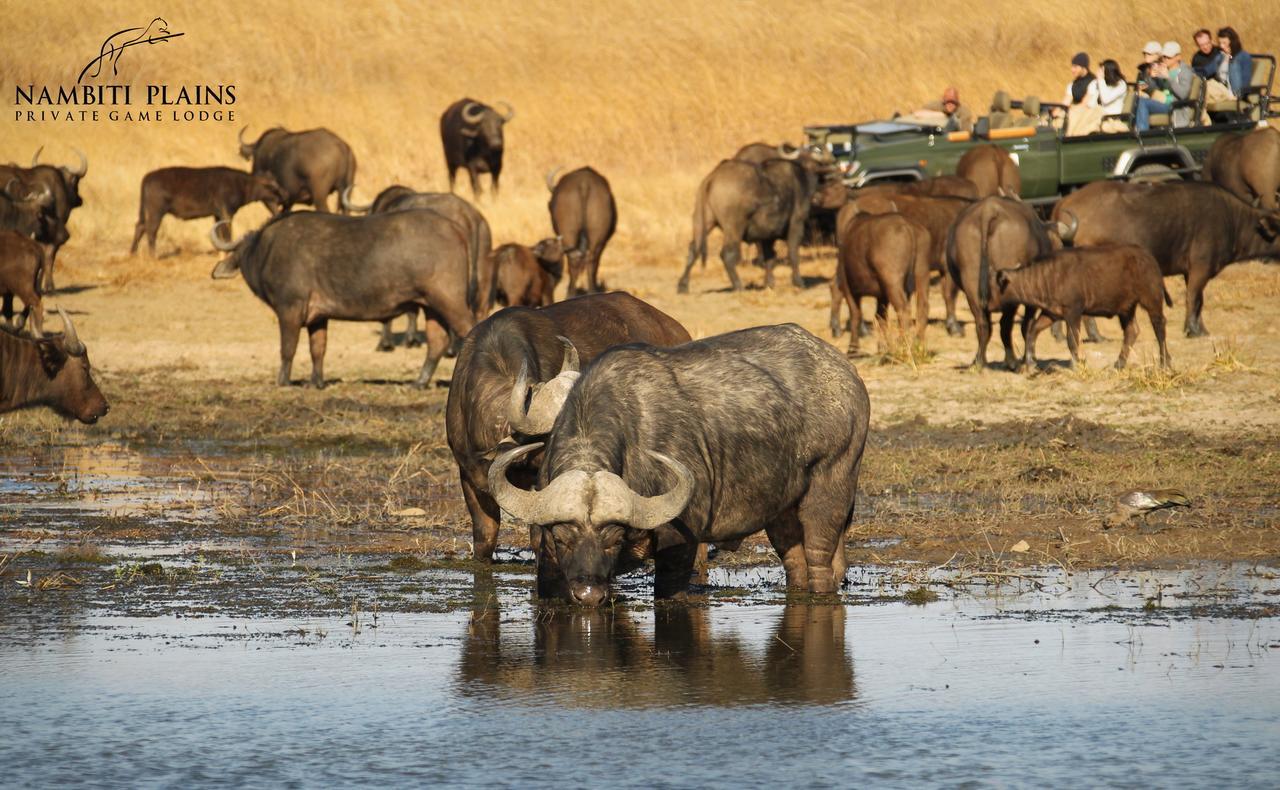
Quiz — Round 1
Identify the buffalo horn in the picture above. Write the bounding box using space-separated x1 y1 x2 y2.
489 443 592 525
545 166 564 192
497 101 515 122
598 452 694 529
555 336 579 373
777 142 801 160
461 101 486 124
209 221 244 252
57 307 84 355
69 147 87 177
1055 209 1079 242
30 146 43 167
340 185 373 213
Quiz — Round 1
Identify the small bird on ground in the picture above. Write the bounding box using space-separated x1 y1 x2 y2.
1103 489 1192 529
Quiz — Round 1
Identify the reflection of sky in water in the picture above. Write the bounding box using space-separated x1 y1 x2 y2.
3 567 1277 787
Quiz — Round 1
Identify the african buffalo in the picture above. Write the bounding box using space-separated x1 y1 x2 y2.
545 167 616 296
130 167 284 256
492 240 563 307
835 192 971 335
0 148 86 291
440 98 514 198
1052 180 1280 336
678 158 821 293
947 195 1065 369
350 185 495 351
0 231 45 333
0 308 108 424
209 210 475 388
1203 126 1280 210
956 145 1021 198
831 213 931 355
238 126 356 214
445 292 690 565
489 323 869 604
994 244 1171 370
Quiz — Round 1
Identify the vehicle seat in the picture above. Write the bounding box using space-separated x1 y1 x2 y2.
988 91 1014 129
1205 55 1276 120
1021 95 1042 123
1101 87 1136 131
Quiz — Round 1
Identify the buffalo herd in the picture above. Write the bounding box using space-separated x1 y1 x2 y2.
1 100 1278 603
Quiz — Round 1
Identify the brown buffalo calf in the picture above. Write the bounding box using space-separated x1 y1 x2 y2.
492 239 564 307
831 214 930 355
0 309 109 423
132 166 284 256
0 231 44 334
994 244 1171 370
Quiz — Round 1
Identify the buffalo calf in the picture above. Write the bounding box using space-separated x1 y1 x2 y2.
0 231 45 334
131 167 283 256
492 240 563 307
995 244 1171 370
831 214 930 355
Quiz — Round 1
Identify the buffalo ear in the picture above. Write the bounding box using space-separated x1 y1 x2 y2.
37 340 67 378
460 127 479 139
995 270 1011 290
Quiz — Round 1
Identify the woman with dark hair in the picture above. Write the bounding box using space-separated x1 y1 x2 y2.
1206 26 1253 99
1097 59 1128 116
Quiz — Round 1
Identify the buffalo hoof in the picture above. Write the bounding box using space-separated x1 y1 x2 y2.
1113 359 1127 370
945 318 963 337
1084 332 1107 343
375 341 395 353
310 378 326 390
790 275 805 290
676 280 690 294
858 321 873 339
1184 325 1209 338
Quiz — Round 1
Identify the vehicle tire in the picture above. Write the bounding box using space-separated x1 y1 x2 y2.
1130 163 1181 183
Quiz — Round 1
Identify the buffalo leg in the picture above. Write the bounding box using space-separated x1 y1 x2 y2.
566 250 586 297
277 315 302 386
677 243 700 294
130 216 147 255
1184 267 1212 337
720 243 745 292
786 219 805 289
828 275 844 338
1064 313 1082 367
765 509 809 592
306 319 328 389
653 538 699 601
467 166 482 201
40 243 57 293
413 316 451 389
874 298 892 351
462 474 502 562
846 290 864 356
377 320 397 352
1150 305 1172 368
1084 317 1106 343
1023 310 1054 369
943 270 963 336
1115 312 1137 369
405 309 425 348
797 472 852 595
998 309 1021 370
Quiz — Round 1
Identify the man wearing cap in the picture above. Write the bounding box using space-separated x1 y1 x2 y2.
920 87 974 132
1136 40 1166 97
1136 42 1194 130
1061 52 1100 136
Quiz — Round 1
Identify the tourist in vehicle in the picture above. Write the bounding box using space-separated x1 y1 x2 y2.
1191 29 1218 79
919 87 973 132
1136 41 1163 94
1134 44 1191 131
1097 60 1129 117
1203 26 1253 102
1061 52 1101 136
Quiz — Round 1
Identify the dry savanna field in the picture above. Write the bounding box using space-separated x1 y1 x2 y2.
3 1 1280 572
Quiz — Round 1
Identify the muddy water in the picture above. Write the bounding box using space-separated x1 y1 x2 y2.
3 444 1280 786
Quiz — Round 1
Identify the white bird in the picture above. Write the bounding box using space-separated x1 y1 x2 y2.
1103 489 1191 528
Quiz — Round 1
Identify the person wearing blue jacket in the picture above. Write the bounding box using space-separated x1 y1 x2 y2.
1203 26 1253 100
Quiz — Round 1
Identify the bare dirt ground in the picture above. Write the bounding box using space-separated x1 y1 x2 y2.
4 242 1278 573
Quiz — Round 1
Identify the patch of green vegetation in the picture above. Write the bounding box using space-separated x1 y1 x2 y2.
388 555 429 572
904 587 940 605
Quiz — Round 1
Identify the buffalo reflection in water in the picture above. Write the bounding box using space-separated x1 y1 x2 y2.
456 577 855 708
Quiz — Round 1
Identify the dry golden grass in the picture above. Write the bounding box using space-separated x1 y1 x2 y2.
4 0 1278 262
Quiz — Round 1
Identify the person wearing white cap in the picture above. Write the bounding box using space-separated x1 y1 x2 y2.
1135 40 1163 95
1136 41 1195 130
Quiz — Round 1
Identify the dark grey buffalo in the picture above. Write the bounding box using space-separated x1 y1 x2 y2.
1203 126 1280 210
237 126 357 214
130 167 284 256
490 323 870 605
678 155 824 293
0 178 51 239
545 167 616 296
440 98 514 198
0 148 87 291
445 292 691 566
209 210 475 388
0 308 108 424
1053 181 1280 336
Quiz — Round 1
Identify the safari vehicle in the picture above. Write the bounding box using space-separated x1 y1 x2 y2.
806 55 1276 205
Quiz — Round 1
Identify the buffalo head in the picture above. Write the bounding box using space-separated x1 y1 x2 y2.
32 146 87 208
237 126 259 160
209 221 254 278
461 101 513 149
489 443 693 606
35 308 109 424
251 173 286 214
